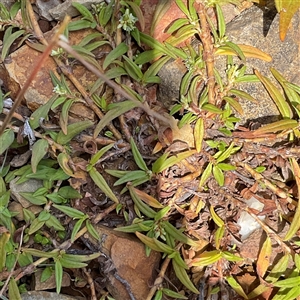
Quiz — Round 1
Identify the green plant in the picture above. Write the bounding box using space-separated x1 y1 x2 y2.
1 0 300 299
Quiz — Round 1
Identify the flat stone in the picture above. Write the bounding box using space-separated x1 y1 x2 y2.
4 28 99 120
49 0 105 21
21 291 80 300
88 225 161 300
9 177 44 208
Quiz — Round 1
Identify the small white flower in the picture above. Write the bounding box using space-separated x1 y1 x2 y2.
53 85 67 95
118 8 138 32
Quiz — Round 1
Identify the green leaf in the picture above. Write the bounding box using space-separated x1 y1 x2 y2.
58 186 82 199
68 19 94 31
255 69 292 118
41 267 53 282
139 32 177 59
55 259 63 294
31 139 48 173
19 192 48 205
216 142 239 163
59 99 73 135
226 276 248 299
189 250 222 267
56 120 93 145
114 170 148 186
86 219 100 240
0 129 14 155
166 18 189 35
162 288 188 299
52 204 86 219
89 167 119 203
213 165 224 186
172 259 199 294
229 89 258 104
72 2 94 22
90 143 115 166
253 119 298 135
21 248 59 259
38 210 51 222
272 276 300 288
28 218 45 235
103 42 128 70
175 0 191 19
93 100 137 137
163 221 198 247
59 257 87 268
45 215 65 231
0 232 10 272
199 162 213 188
130 137 148 171
8 277 21 300
210 206 224 227
215 4 226 39
2 27 25 60
123 55 143 81
29 95 57 129
128 185 156 218
223 96 243 115
152 150 197 174
71 218 86 242
217 163 236 171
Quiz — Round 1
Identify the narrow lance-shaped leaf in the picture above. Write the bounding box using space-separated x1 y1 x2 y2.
8 277 22 300
255 69 292 118
130 137 148 171
103 42 128 70
0 129 14 155
89 166 119 203
56 120 94 145
226 276 249 299
284 158 300 240
93 100 137 138
172 259 199 294
275 0 300 41
257 236 272 277
31 139 49 173
55 259 63 294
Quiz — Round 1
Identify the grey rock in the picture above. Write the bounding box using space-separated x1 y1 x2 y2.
49 0 105 21
9 177 43 208
225 4 300 123
36 0 63 21
21 291 81 300
0 0 15 10
158 5 300 124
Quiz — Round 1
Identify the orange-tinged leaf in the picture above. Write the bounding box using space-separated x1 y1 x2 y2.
254 69 292 118
284 158 300 240
257 236 272 277
275 0 300 41
216 44 272 62
133 187 164 208
194 118 204 153
252 119 298 135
